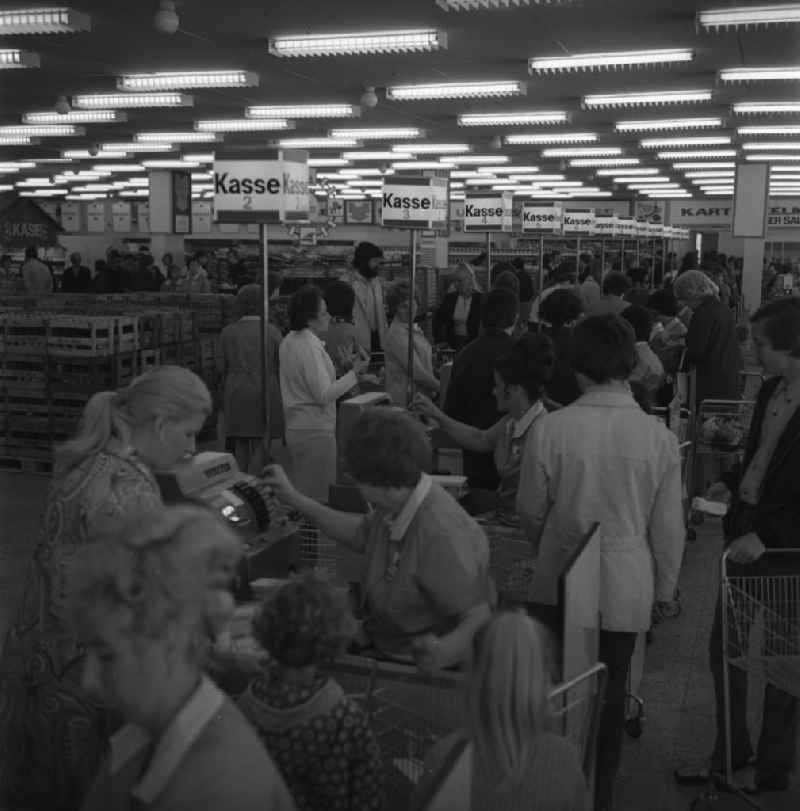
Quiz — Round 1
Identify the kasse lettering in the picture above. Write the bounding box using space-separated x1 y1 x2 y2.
523 210 554 223
214 172 308 196
465 204 503 218
383 192 432 210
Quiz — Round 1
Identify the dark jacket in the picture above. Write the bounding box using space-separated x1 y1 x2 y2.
724 376 800 553
538 323 582 407
434 291 482 349
443 328 514 490
60 265 92 293
685 295 742 407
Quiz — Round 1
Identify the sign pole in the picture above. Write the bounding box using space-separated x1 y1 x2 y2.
260 222 271 457
620 238 625 272
601 238 606 275
538 236 545 296
485 231 492 289
636 237 641 267
407 228 418 408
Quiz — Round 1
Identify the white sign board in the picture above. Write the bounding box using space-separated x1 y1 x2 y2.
463 192 513 232
213 153 310 224
767 203 800 227
563 208 595 234
594 214 616 236
112 201 132 233
380 177 449 229
60 201 81 232
616 216 637 237
521 203 563 233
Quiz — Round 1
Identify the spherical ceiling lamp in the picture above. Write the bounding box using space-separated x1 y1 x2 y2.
360 86 378 109
155 0 180 34
55 95 71 115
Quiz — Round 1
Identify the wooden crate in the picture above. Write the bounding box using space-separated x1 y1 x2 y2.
0 314 48 355
0 388 50 418
46 315 139 357
46 351 138 391
0 355 48 389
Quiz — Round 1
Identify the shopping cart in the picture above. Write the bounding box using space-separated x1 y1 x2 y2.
692 549 800 811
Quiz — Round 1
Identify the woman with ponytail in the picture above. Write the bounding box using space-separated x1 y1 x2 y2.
0 365 212 811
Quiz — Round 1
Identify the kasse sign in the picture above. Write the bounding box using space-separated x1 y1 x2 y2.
463 192 512 232
521 203 563 233
562 208 595 234
213 151 310 223
381 176 449 229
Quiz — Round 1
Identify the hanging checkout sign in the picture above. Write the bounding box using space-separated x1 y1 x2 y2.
521 202 564 233
380 176 449 229
213 148 310 224
616 215 637 238
463 192 513 233
562 208 596 234
594 214 616 237
634 219 650 239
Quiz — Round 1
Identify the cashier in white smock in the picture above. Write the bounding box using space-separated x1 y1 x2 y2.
340 241 387 354
278 284 371 502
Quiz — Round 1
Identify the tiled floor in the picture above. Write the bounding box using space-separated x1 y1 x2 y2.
0 470 798 811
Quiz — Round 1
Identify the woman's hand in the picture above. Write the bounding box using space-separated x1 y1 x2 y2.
727 532 766 564
338 345 370 376
260 464 300 508
412 393 442 421
411 633 448 674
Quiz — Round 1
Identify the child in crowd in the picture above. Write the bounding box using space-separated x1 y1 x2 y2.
238 573 382 811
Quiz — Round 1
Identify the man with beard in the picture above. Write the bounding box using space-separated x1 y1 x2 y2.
340 241 387 354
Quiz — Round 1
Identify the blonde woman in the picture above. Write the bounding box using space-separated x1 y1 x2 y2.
72 506 295 811
0 366 211 811
434 263 483 350
412 613 586 811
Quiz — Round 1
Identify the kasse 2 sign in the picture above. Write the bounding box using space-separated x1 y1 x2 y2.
381 178 448 229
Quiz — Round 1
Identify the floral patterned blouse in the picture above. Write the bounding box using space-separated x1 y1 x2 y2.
238 664 383 811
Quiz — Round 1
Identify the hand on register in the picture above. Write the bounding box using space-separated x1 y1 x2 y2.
410 392 441 429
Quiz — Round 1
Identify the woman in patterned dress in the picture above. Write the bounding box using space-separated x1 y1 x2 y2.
238 572 382 811
0 365 212 811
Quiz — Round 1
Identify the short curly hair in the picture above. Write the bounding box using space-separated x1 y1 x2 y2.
386 280 415 320
251 572 357 668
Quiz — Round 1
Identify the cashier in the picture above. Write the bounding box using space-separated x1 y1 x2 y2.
279 284 370 501
263 409 492 672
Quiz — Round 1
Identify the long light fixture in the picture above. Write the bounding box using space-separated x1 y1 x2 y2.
15 178 53 187
530 48 693 74
330 127 423 140
596 167 660 176
0 135 39 145
721 67 800 82
73 92 193 109
508 174 565 181
246 104 359 119
458 110 568 126
505 132 597 144
743 141 800 150
279 137 359 149
615 176 671 183
19 189 68 197
308 158 351 167
141 159 201 169
627 182 682 189
542 147 622 157
0 48 40 68
63 150 124 159
392 160 456 169
136 131 220 143
23 110 127 124
733 101 800 114
0 124 83 136
387 80 526 101
465 177 510 186
481 165 539 173
194 119 294 133
436 0 569 9
641 136 731 147
448 155 509 164
570 158 640 166
182 152 215 163
339 168 391 176
390 143 471 154
583 89 712 108
656 149 737 159
0 7 90 34
102 142 175 152
738 125 800 136
615 116 723 132
268 29 445 57
452 169 491 178
683 171 735 178
673 161 735 169
340 151 396 160
117 70 258 90
746 153 800 160
699 5 800 31
95 164 147 173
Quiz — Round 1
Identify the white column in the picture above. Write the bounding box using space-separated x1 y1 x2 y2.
741 238 765 316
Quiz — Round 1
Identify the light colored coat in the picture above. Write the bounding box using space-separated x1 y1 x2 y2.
339 269 387 351
517 388 684 632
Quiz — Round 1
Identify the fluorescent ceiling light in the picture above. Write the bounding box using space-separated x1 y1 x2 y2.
387 80 526 100
102 142 175 152
465 177 507 186
746 153 800 160
280 138 359 148
436 0 562 9
530 48 693 74
71 184 115 192
308 158 351 167
0 48 40 69
0 184 12 191
73 92 193 109
66 193 105 200
339 168 391 176
95 164 146 173
617 177 671 183
738 125 800 136
743 141 800 150
615 116 723 132
346 179 383 187
583 89 712 108
182 153 214 162
194 119 293 133
0 7 90 34
700 5 800 31
448 155 509 164
141 160 201 169
340 151 396 160
137 131 220 142
269 29 445 57
15 178 52 187
0 136 39 145
574 191 614 198
481 165 539 174
542 147 622 157
627 183 682 189
23 110 126 124
641 136 731 147
451 170 489 178
596 167 660 176
118 70 258 90
458 110 568 126
62 150 127 159
657 150 737 159
246 104 359 119
19 189 68 197
0 124 83 136
505 132 597 144
392 160 456 169
684 171 735 178
119 189 149 197
390 143 471 154
570 158 640 166
644 191 691 196
734 101 800 114
721 67 800 82
330 127 424 140
509 174 565 181
673 161 735 169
